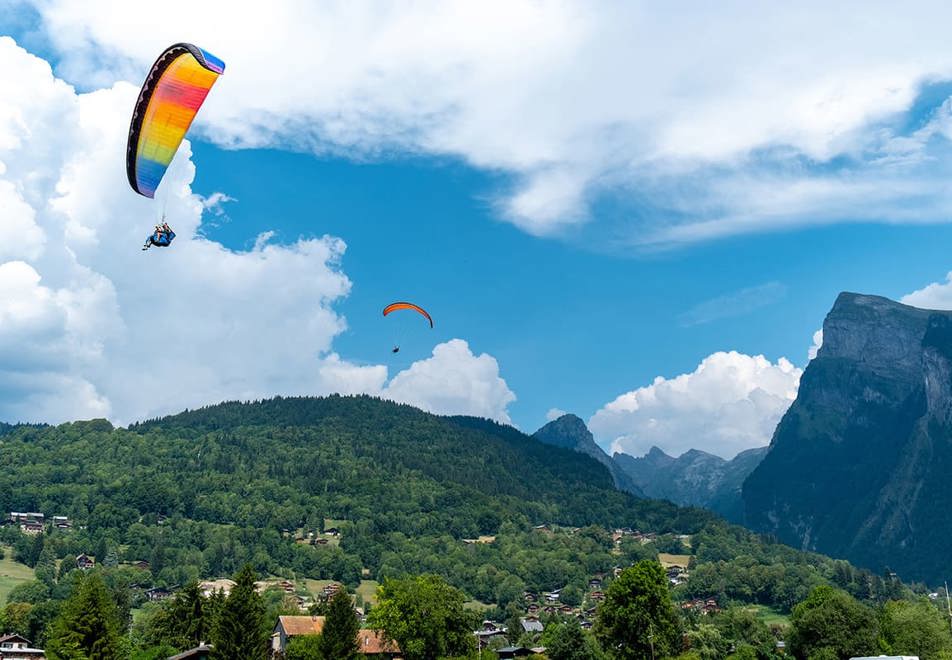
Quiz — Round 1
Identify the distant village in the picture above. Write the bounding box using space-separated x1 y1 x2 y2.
1 514 724 659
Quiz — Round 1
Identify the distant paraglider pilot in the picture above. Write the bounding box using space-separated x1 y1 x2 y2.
392 346 400 354
142 222 175 250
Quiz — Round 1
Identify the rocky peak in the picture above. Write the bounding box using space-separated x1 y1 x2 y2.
743 291 952 583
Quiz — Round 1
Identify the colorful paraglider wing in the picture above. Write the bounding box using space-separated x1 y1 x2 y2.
383 302 434 328
126 43 225 198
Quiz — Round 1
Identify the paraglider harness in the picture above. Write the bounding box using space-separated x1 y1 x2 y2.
143 222 175 250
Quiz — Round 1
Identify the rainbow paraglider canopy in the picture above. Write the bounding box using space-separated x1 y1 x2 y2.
126 43 225 198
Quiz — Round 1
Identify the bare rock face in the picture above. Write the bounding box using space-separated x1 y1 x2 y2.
533 414 645 497
743 292 952 583
613 445 767 522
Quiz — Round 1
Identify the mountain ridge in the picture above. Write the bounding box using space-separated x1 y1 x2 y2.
743 292 952 583
532 413 645 496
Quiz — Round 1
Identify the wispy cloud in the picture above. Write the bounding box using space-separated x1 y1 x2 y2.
678 282 787 327
18 2 952 246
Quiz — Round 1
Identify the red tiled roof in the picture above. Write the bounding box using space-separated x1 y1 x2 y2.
278 615 326 636
357 629 399 654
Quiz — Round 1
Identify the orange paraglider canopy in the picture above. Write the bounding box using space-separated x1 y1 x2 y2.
383 302 433 328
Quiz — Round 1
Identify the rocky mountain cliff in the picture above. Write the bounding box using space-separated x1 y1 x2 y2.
533 414 644 496
743 292 952 583
613 445 767 522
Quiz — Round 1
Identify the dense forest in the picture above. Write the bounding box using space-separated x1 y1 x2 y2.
0 396 936 656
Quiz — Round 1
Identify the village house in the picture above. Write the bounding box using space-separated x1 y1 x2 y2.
144 587 174 602
588 577 602 589
199 579 236 597
271 617 400 658
474 622 507 650
272 616 325 655
75 554 95 570
18 521 42 536
590 591 605 602
519 617 544 634
52 516 71 530
526 603 539 615
496 647 534 659
8 513 43 525
0 633 46 659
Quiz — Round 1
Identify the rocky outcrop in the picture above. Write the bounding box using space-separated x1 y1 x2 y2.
613 445 767 522
533 414 644 497
743 292 952 583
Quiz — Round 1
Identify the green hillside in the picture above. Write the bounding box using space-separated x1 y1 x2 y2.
0 396 909 612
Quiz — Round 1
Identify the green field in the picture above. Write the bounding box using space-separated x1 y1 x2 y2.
0 546 35 605
356 579 379 606
748 604 790 627
463 600 494 612
323 518 350 531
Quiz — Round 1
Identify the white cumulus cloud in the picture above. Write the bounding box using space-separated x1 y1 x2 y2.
16 1 952 244
0 37 516 424
901 272 952 310
590 351 802 459
545 407 567 422
382 339 516 424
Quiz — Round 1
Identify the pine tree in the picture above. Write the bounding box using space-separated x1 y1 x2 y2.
319 589 359 660
211 564 267 659
45 572 123 660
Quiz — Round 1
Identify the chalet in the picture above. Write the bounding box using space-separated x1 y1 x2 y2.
590 591 605 602
199 579 236 597
9 513 43 525
131 560 151 572
19 522 42 536
0 633 46 659
167 643 213 660
355 629 400 658
52 516 71 530
321 583 342 600
523 591 536 603
474 626 507 651
580 620 593 629
76 554 95 570
324 527 341 536
519 617 544 634
588 578 602 589
545 589 562 602
145 587 173 602
526 604 539 615
272 616 325 655
496 647 533 659
543 606 557 615
314 538 329 545
559 605 574 614
271 617 400 658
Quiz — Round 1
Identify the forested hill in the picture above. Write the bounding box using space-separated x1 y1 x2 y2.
125 395 709 533
0 394 918 618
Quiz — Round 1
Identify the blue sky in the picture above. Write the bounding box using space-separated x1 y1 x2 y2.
188 140 952 429
7 2 952 457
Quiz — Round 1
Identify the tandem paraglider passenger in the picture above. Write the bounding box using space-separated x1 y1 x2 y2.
142 222 176 250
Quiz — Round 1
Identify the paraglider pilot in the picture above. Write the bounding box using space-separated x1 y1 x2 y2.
142 222 175 250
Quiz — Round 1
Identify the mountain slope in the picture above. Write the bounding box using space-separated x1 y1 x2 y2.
613 446 767 522
532 414 644 496
0 394 915 613
743 292 952 583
